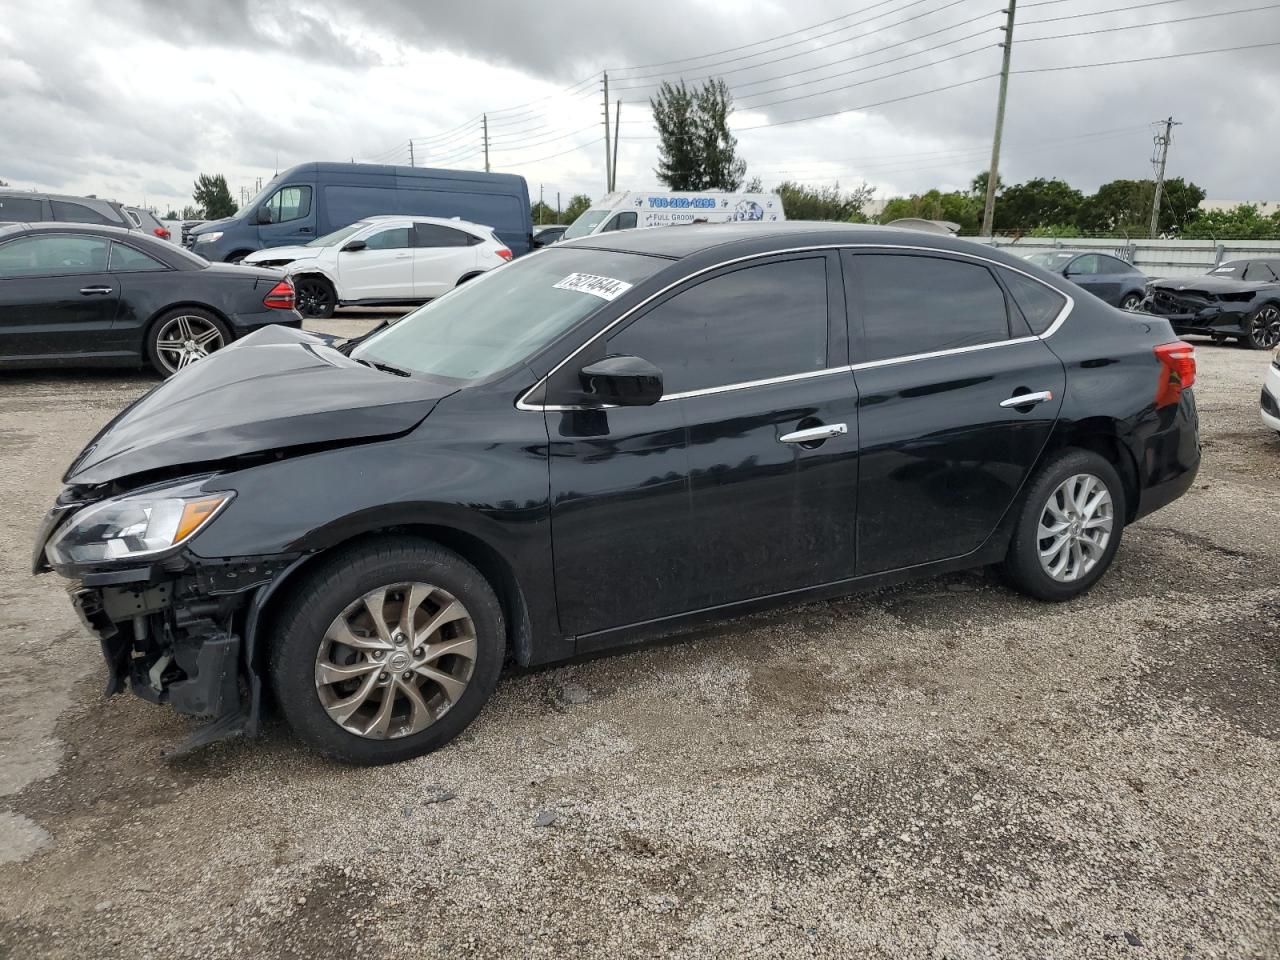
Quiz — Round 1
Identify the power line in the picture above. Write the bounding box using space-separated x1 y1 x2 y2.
1013 38 1280 74
611 0 979 88
1020 0 1199 26
493 137 605 169
1019 2 1280 42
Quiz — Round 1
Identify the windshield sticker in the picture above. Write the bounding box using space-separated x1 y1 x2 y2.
554 273 633 301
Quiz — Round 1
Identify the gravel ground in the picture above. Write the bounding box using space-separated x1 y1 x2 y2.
0 325 1277 959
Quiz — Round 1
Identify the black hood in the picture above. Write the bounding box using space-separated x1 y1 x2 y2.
65 325 454 486
1148 275 1275 295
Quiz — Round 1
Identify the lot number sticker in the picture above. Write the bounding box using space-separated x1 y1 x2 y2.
553 273 633 301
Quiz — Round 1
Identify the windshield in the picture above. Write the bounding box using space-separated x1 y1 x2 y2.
562 208 612 240
1026 252 1074 270
241 177 279 217
308 221 371 247
351 248 664 383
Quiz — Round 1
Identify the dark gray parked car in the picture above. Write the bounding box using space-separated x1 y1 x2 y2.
1025 251 1148 310
0 190 132 229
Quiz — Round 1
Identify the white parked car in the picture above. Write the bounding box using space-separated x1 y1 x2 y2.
242 215 513 318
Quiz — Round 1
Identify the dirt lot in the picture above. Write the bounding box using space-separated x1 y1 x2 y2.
1 326 1277 959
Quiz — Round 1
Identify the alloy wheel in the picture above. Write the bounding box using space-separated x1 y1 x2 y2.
154 314 224 374
1037 473 1114 583
1120 294 1142 312
314 582 477 739
1252 306 1280 349
294 279 333 318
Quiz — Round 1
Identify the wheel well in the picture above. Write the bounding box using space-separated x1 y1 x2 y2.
226 250 255 263
254 526 533 669
293 271 335 291
1041 428 1140 523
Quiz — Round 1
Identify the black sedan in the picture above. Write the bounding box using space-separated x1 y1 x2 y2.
1142 258 1280 349
1024 250 1148 310
33 222 1201 764
0 223 300 376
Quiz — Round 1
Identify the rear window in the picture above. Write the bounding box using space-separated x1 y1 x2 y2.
1002 269 1069 335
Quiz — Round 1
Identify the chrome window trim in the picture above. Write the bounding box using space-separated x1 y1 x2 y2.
516 242 1074 412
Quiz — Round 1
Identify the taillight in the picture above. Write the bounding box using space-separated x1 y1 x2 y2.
1154 341 1196 408
154 226 171 240
263 280 295 310
496 248 513 261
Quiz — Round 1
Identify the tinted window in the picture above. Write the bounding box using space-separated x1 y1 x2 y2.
1001 269 1069 335
1244 261 1278 282
605 211 637 231
1068 254 1100 275
0 235 111 277
1099 256 1134 274
0 196 44 222
608 257 828 394
415 224 471 247
262 186 312 224
110 242 167 272
363 227 411 250
855 254 1009 362
51 200 117 226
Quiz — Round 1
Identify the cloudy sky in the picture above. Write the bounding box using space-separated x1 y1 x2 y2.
2 0 1277 215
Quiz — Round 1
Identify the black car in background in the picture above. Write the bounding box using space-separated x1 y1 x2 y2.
0 223 300 376
1143 259 1280 349
1024 250 1148 310
532 224 569 247
33 222 1201 764
0 190 133 229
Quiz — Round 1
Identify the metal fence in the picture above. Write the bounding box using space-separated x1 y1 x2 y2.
966 237 1280 277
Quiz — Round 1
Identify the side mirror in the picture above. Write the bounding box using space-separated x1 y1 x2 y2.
255 207 273 225
342 240 367 252
579 355 663 406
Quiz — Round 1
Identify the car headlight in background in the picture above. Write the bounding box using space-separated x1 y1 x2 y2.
46 480 233 565
194 231 223 244
1273 345 1280 370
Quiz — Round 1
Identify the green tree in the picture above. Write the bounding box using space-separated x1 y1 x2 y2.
651 78 745 190
1074 177 1204 236
879 190 982 234
192 173 237 219
993 178 1085 233
180 205 202 220
1181 204 1280 240
776 181 875 221
162 209 179 221
970 170 1004 198
563 194 592 223
530 200 558 224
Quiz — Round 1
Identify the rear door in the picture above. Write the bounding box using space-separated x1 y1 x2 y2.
412 223 478 299
0 234 122 360
846 251 1065 574
1064 254 1112 303
337 224 415 300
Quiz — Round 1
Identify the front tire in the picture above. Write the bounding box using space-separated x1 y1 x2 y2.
1243 304 1280 350
268 538 505 765
999 449 1126 602
294 275 337 319
1119 292 1143 311
146 308 231 377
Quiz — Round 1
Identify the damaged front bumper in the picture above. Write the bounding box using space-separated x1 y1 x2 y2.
61 554 305 757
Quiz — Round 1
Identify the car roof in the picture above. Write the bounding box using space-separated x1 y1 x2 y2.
356 215 491 232
0 221 138 240
556 220 1020 262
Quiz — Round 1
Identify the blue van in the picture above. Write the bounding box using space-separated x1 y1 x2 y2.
187 162 532 262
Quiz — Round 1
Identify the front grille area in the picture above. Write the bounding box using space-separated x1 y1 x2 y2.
1149 289 1210 316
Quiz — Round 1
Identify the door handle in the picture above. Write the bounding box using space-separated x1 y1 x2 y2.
779 422 848 444
395 253 412 259
79 286 112 295
1000 390 1054 408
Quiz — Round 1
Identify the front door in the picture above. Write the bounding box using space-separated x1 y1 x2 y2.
257 184 316 248
337 224 415 300
0 234 122 360
547 252 861 643
845 251 1065 574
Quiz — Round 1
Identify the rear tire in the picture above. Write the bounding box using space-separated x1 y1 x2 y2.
294 275 337 319
1243 304 1280 350
268 537 505 765
145 308 231 377
999 449 1126 602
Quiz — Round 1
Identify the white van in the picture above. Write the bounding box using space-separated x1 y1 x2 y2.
561 191 785 240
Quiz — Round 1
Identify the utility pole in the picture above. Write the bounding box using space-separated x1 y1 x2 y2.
557 191 561 221
980 0 1017 237
602 72 612 195
539 184 544 224
409 140 415 168
1149 116 1179 238
611 99 621 192
483 114 490 172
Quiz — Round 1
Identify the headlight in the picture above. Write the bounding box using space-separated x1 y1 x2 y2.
46 480 233 566
194 231 223 243
1273 345 1280 370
